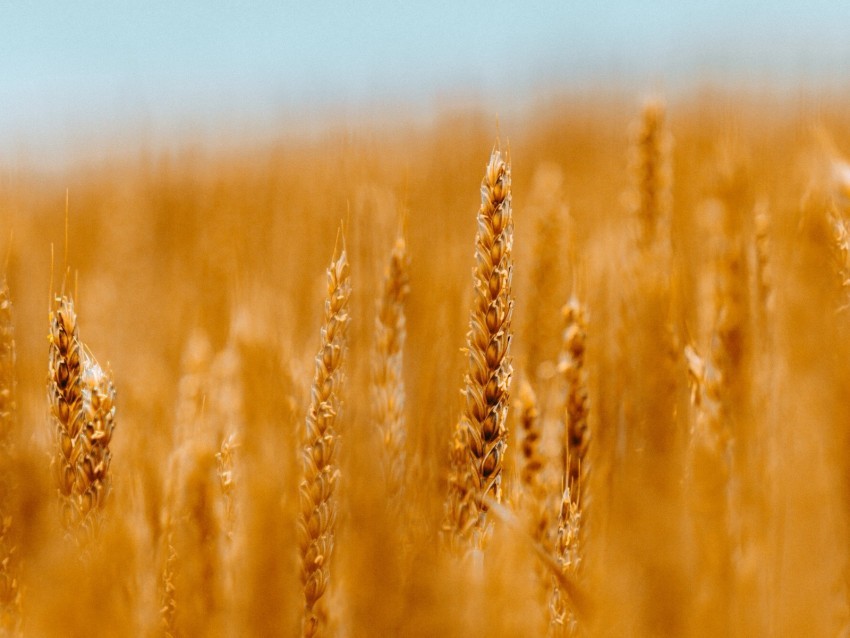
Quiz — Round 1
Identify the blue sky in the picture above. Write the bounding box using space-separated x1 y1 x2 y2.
2 2 849 161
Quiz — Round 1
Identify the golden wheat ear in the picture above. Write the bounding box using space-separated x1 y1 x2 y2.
445 146 514 548
372 223 410 508
298 230 351 638
48 295 117 538
48 296 85 528
629 99 672 250
76 356 117 527
559 296 589 505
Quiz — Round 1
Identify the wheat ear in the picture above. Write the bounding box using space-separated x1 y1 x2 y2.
76 357 116 530
630 99 672 249
298 235 351 638
48 296 86 527
560 296 589 503
48 295 116 535
372 226 410 507
516 378 542 498
445 148 514 546
548 297 589 635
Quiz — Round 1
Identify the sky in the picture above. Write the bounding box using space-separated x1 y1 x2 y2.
2 1 850 162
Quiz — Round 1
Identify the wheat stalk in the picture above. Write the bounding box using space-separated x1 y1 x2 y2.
548 297 589 635
630 99 672 249
445 148 514 547
516 378 543 498
372 227 410 508
560 296 588 503
298 235 351 638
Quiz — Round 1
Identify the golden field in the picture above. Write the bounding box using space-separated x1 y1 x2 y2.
2 90 850 636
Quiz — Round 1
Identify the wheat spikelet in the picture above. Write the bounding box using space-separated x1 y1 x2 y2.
548 298 589 636
76 357 116 533
216 432 238 542
47 296 86 528
47 294 117 537
516 379 543 497
515 376 558 554
512 377 561 631
216 424 241 634
630 99 672 249
559 296 588 503
445 147 514 547
0 279 20 636
298 236 351 638
549 484 582 637
372 227 410 507
209 339 244 543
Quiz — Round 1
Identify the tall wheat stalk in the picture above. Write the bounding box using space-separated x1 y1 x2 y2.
549 296 589 635
560 296 589 503
298 235 352 637
445 148 514 547
630 100 672 250
372 227 410 508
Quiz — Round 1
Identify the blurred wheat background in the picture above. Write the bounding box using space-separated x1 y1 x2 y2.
4 3 850 637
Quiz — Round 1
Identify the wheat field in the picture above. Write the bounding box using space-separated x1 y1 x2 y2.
2 91 850 636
